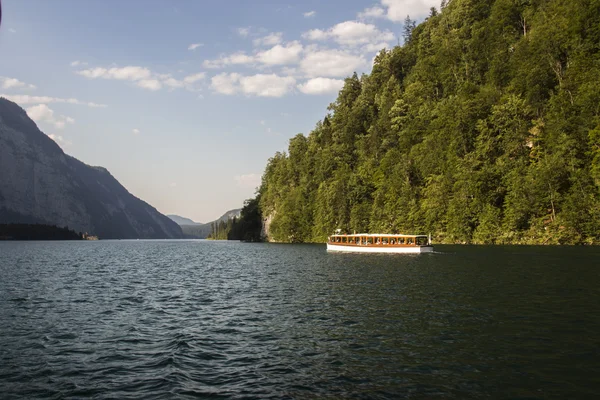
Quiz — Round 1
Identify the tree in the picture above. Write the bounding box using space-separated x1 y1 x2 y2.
403 16 416 43
251 0 600 245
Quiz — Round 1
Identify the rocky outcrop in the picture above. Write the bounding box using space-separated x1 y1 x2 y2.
0 98 183 239
262 211 274 241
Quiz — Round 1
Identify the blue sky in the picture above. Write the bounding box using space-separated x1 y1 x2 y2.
0 0 437 222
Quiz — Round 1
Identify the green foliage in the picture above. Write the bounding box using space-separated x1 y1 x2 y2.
228 197 264 242
207 218 234 240
0 224 83 240
254 0 600 244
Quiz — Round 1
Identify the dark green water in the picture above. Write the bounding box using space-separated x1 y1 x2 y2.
0 241 599 399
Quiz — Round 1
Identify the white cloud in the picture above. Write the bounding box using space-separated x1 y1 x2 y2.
237 27 250 37
132 128 140 135
70 60 88 67
188 43 203 51
240 74 296 97
26 104 53 122
203 52 255 69
228 52 255 64
204 42 303 69
235 174 261 189
161 76 185 89
362 0 439 22
26 104 75 130
211 73 241 95
76 65 204 92
136 79 162 91
298 77 345 95
253 32 284 47
183 72 206 84
256 41 303 65
303 29 329 41
211 73 296 97
169 182 177 188
9 28 17 34
1 77 36 90
48 134 72 147
300 49 367 78
77 66 152 81
1 94 107 108
302 21 394 50
280 66 301 78
303 11 316 18
358 6 386 19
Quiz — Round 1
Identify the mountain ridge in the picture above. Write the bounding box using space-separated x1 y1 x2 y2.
171 208 242 238
0 97 183 239
167 214 202 226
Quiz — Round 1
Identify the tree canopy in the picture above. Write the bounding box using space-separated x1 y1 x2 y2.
249 0 600 244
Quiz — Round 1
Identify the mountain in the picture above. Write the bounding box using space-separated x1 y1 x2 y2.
180 224 212 239
176 208 242 239
250 0 600 245
0 98 183 239
215 209 241 224
167 214 201 226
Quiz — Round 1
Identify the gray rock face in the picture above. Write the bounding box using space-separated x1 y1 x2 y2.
0 98 183 239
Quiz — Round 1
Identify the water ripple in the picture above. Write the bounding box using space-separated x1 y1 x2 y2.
1 241 599 399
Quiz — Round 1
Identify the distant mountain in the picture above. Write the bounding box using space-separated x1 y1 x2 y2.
178 208 242 239
215 209 241 224
0 98 183 239
167 214 201 226
180 224 212 239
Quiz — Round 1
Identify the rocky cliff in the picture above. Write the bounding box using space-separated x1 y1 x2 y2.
0 98 183 239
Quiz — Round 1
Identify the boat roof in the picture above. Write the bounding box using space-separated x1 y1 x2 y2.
331 233 428 238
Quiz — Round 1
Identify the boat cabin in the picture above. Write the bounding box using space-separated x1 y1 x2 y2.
327 233 431 247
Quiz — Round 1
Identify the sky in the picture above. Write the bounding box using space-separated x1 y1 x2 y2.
0 0 438 223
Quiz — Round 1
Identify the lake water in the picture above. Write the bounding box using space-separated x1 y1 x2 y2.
0 240 599 399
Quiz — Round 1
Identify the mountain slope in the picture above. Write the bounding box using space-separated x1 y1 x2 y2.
256 0 600 245
0 98 183 239
167 214 201 226
215 209 241 224
176 208 242 239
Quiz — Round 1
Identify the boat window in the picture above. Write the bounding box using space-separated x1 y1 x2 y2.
367 237 373 244
390 238 396 244
382 237 388 245
407 238 414 245
399 238 405 244
416 236 428 245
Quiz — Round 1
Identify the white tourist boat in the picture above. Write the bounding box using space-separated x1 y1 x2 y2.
327 233 433 254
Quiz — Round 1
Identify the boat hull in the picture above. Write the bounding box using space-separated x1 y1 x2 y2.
326 243 433 254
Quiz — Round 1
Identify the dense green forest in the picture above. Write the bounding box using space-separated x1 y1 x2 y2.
0 224 84 240
208 218 235 240
242 0 600 245
209 198 264 242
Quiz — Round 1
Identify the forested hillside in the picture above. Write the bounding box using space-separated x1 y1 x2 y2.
255 0 600 244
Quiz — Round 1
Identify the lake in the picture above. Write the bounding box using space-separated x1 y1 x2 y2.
0 240 599 399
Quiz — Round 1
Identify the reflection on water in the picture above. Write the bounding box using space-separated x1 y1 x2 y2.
0 241 599 399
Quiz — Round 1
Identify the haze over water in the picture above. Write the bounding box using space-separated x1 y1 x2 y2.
1 241 599 399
